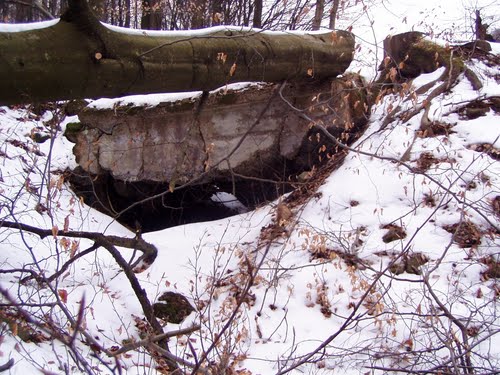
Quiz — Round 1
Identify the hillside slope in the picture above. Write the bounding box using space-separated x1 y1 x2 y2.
0 39 499 375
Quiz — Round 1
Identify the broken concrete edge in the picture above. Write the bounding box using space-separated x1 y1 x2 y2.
71 75 370 185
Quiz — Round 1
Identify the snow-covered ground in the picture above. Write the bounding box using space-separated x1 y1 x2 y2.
0 1 499 374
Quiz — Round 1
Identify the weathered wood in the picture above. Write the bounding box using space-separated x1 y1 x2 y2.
0 0 355 105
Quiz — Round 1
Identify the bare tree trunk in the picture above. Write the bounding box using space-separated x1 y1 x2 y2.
50 0 58 17
133 0 138 28
329 0 340 29
474 9 490 40
118 0 122 25
312 0 325 30
13 0 30 22
110 0 115 24
124 0 130 27
0 0 355 105
190 0 207 29
141 0 162 29
253 0 262 28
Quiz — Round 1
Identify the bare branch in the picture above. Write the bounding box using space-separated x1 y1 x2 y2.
0 220 157 272
110 324 201 356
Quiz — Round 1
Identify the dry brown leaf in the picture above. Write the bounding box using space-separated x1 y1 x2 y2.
229 63 237 77
58 289 68 304
64 215 70 232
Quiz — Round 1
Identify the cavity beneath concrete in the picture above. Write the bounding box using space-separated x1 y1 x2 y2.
68 166 292 232
67 75 370 231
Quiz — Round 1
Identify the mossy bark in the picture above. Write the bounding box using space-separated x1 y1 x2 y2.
0 0 355 105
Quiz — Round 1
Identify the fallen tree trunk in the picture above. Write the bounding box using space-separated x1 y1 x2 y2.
0 0 355 105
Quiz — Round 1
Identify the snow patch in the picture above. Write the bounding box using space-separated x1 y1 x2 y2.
88 82 264 109
0 19 59 32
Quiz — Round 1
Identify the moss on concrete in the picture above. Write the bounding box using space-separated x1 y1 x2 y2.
64 122 84 143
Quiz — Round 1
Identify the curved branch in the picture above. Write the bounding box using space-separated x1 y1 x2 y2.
0 220 157 272
0 359 14 373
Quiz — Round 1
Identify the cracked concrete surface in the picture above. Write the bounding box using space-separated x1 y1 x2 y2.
73 78 367 184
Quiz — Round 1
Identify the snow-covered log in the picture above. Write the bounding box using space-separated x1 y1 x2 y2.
0 0 354 105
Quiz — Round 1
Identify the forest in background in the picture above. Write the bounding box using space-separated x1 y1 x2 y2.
0 1 499 374
2 0 364 31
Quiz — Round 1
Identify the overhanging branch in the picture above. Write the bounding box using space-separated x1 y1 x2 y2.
0 220 157 272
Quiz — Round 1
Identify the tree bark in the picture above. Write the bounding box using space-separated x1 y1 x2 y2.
0 0 355 105
312 0 325 30
141 0 162 30
253 0 262 28
329 0 340 29
124 0 130 28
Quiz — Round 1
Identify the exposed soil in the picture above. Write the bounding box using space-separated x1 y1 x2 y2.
443 220 482 248
414 152 440 172
382 224 407 243
152 292 195 324
467 143 500 161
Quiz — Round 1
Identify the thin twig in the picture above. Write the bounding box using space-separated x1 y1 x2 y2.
110 324 201 356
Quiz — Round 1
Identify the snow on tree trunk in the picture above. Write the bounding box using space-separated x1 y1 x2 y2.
0 0 355 105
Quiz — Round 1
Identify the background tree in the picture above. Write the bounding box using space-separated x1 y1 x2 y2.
312 0 325 30
329 0 340 29
0 0 385 31
253 0 262 28
141 0 161 29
